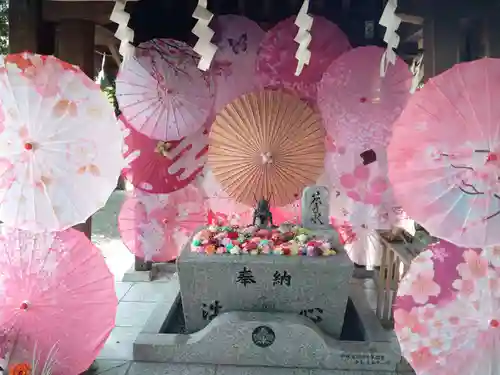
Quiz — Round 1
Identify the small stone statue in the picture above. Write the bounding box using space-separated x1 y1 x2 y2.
252 196 273 228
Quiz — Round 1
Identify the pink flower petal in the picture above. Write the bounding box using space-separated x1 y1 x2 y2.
369 176 389 194
364 193 382 205
340 173 357 189
346 190 361 202
353 165 370 180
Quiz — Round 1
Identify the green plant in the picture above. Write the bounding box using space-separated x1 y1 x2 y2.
99 74 120 116
0 1 8 55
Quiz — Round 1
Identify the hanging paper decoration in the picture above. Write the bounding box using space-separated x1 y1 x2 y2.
294 0 313 76
192 0 217 71
109 0 135 59
378 0 401 77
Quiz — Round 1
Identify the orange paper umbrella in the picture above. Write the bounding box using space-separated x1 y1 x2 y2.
208 90 325 207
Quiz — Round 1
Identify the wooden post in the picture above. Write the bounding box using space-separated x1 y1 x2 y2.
483 9 500 57
55 20 95 239
9 0 54 54
422 16 461 79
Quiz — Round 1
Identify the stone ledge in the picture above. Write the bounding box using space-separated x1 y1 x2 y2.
122 265 158 282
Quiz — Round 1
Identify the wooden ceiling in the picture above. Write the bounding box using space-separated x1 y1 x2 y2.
43 0 424 61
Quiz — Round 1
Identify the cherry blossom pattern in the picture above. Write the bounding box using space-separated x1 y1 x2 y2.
119 187 209 262
394 243 500 375
121 115 209 194
0 52 124 232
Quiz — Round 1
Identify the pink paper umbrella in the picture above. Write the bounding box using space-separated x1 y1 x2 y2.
388 58 500 248
198 168 313 226
393 241 500 375
116 38 215 140
120 115 209 194
119 186 208 262
318 46 412 149
326 144 402 212
211 15 265 112
256 16 350 103
0 228 116 375
329 191 393 269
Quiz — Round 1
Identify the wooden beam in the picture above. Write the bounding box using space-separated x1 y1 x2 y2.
95 24 118 46
396 13 423 25
43 1 135 24
55 20 96 239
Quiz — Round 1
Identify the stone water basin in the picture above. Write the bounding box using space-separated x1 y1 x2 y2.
133 279 409 373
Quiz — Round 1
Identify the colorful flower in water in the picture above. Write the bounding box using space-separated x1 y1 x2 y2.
9 363 32 375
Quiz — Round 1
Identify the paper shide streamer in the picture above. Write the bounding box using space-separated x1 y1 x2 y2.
294 0 313 76
378 0 401 78
109 0 135 60
192 0 218 71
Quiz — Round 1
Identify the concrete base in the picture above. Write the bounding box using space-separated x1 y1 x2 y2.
133 281 413 373
127 362 415 374
122 265 158 282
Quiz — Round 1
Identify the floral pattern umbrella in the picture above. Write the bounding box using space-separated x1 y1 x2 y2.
318 46 412 149
388 58 500 248
116 38 215 140
118 187 208 262
120 115 209 194
326 143 401 211
0 228 116 375
329 192 393 269
198 168 303 226
0 52 124 232
211 15 265 111
394 241 500 375
256 16 351 103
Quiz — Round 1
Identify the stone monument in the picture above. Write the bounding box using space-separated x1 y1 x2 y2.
177 185 354 338
301 185 330 230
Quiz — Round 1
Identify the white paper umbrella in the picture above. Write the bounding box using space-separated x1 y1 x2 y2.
0 53 124 232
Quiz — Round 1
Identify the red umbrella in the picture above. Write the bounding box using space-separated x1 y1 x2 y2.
120 115 209 194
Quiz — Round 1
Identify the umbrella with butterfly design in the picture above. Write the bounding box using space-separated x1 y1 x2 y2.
211 15 265 112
